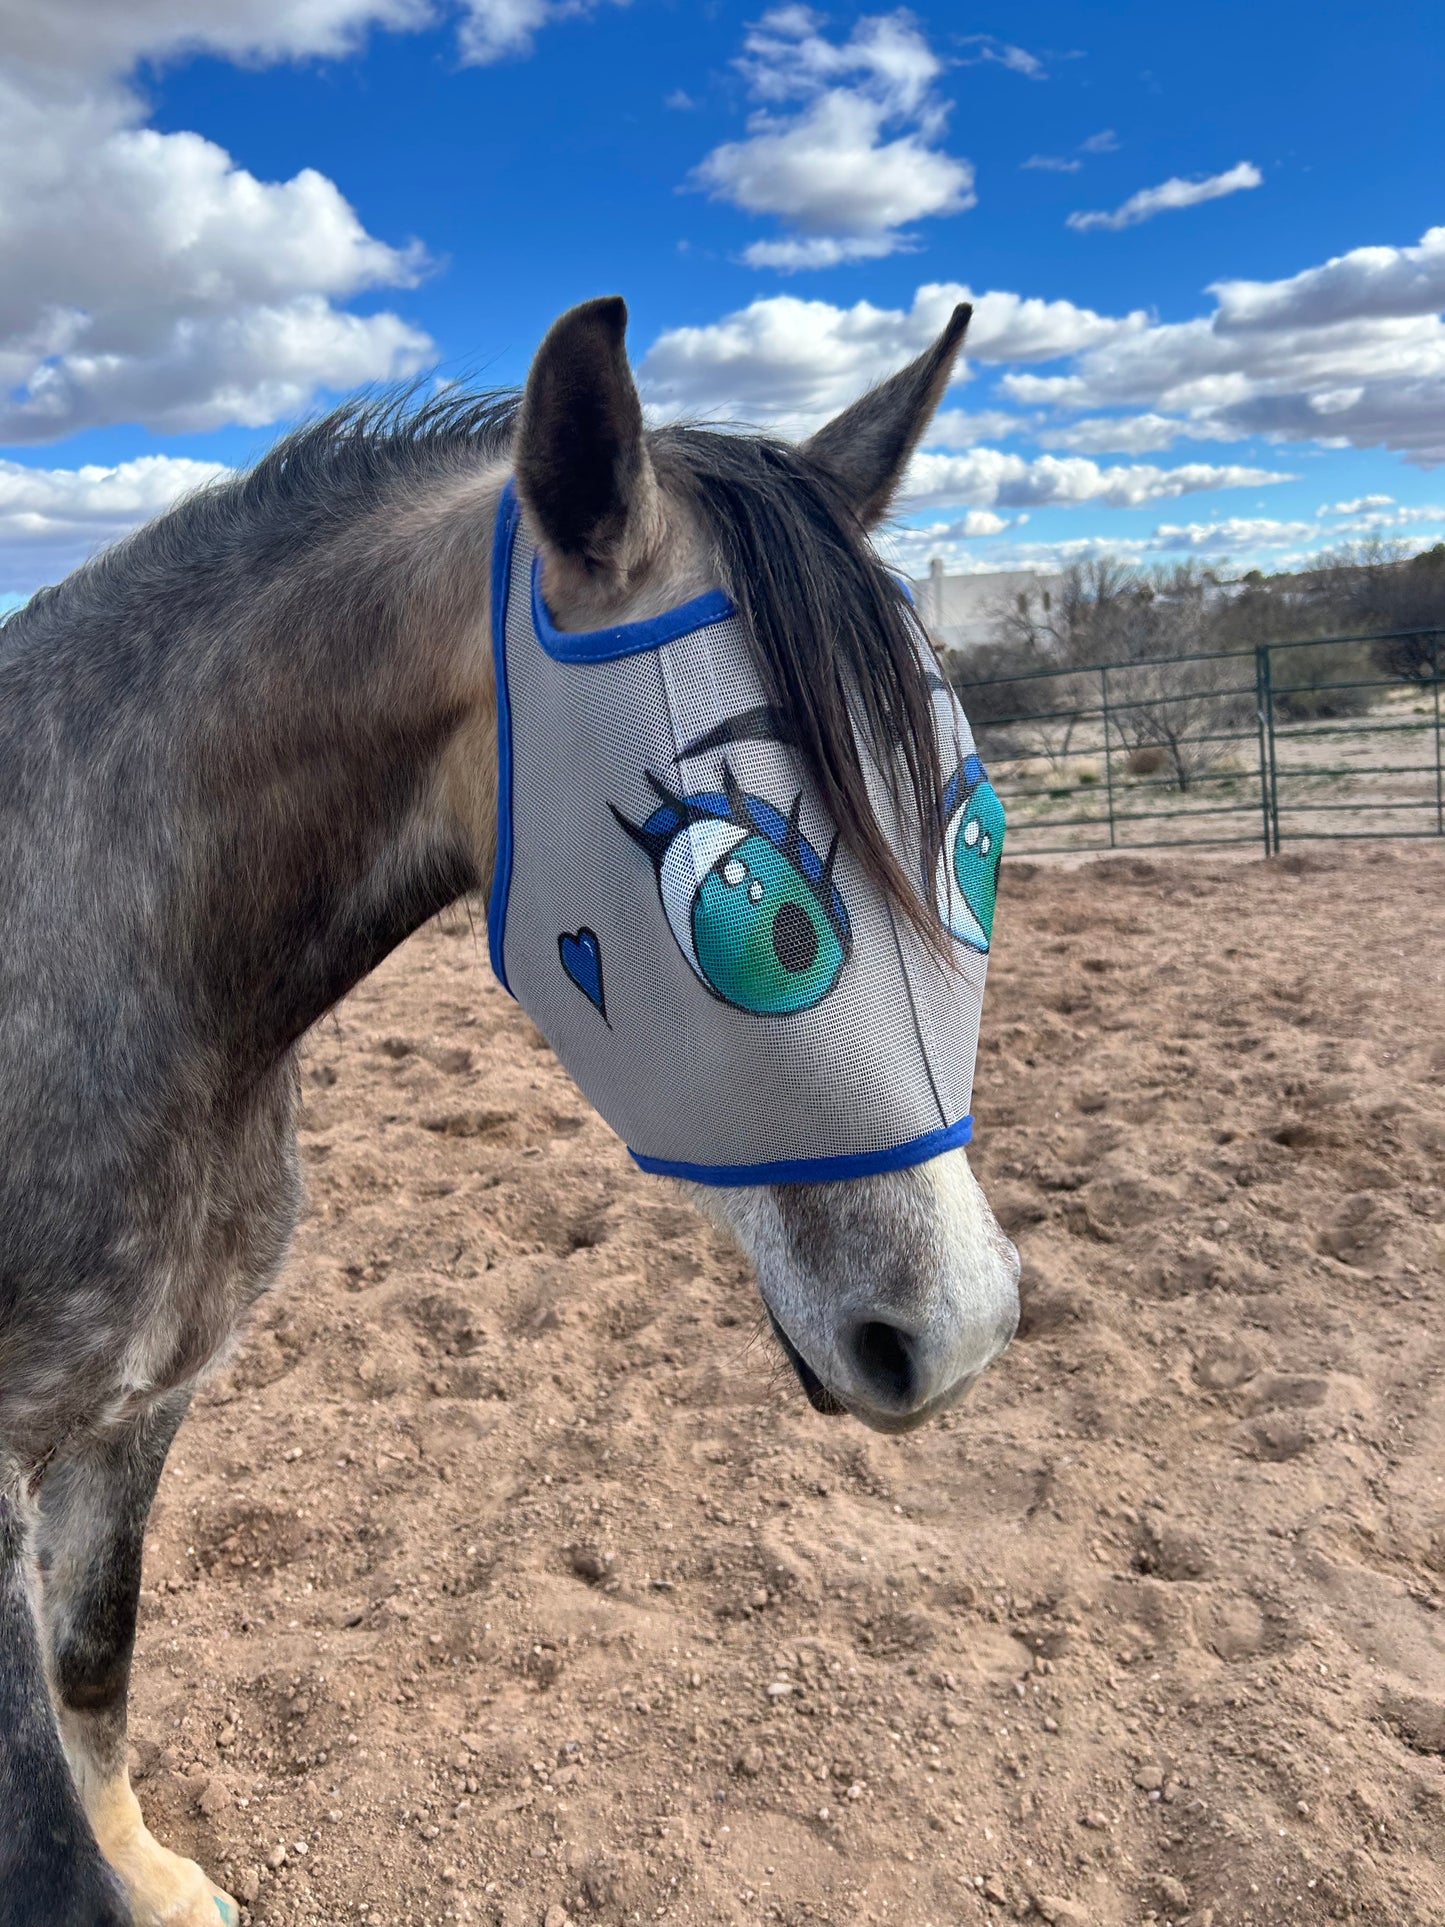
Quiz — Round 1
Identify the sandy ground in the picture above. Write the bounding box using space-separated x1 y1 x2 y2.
131 844 1445 1927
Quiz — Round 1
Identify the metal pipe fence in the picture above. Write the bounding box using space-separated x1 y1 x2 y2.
952 628 1444 858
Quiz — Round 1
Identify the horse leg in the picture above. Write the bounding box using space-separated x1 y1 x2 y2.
36 1393 238 1927
0 1472 133 1926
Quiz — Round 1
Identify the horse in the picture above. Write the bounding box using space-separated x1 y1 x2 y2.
0 296 1019 1926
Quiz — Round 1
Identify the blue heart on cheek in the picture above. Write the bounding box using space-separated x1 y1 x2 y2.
558 927 608 1022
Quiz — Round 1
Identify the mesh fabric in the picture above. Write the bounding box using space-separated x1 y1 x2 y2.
488 481 995 1183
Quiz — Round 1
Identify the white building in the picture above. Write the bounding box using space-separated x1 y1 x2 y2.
908 558 1064 660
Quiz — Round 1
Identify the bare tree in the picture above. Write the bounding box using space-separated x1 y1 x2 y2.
1107 654 1251 793
974 559 1248 793
961 539 1445 799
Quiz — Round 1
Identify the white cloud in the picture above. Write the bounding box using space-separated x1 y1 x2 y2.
1211 225 1445 330
957 508 1010 536
455 0 624 66
886 511 1445 577
1039 412 1239 454
645 213 1445 502
1322 494 1394 514
0 0 611 80
1308 385 1363 416
0 0 447 442
0 0 428 84
883 510 1445 580
741 232 903 272
0 452 229 589
1150 516 1319 553
1329 500 1445 533
903 449 1291 512
955 34 1044 78
1067 161 1262 234
968 534 1155 570
875 517 1029 578
0 78 432 441
0 0 625 440
1023 128 1117 173
692 9 973 271
998 224 1445 467
966 290 1141 362
927 408 1032 447
639 283 1142 431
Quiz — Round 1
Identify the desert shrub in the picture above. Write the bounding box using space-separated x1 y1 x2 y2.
955 673 1047 728
1373 627 1442 686
949 639 1099 729
970 725 1029 762
1126 745 1169 776
1269 640 1377 719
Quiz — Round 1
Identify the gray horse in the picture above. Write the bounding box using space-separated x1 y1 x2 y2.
0 297 1018 1925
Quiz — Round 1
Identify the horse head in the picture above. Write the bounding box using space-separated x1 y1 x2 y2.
499 297 1019 1432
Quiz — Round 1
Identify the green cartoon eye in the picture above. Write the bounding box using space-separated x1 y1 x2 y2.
613 768 852 1015
936 754 1005 952
691 831 846 1014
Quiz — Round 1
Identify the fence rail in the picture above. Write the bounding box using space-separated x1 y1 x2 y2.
953 628 1444 858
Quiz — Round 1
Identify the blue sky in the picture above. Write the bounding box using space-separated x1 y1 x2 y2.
3 0 1444 610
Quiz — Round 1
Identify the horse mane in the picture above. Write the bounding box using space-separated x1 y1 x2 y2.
653 426 944 945
0 387 525 654
3 389 942 940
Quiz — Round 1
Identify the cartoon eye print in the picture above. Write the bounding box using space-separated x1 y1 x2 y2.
613 763 851 1015
936 752 1005 952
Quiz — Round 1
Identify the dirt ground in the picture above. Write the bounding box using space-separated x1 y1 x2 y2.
133 844 1445 1927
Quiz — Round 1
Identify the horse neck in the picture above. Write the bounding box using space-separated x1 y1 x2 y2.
157 462 506 1070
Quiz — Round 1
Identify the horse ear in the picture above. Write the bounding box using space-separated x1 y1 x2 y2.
801 303 972 529
514 295 655 571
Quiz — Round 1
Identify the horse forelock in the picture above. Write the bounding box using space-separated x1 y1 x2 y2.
650 426 945 946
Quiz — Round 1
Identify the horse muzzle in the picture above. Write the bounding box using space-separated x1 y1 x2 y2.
766 1284 1018 1434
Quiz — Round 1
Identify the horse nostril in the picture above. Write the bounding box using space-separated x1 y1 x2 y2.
848 1318 918 1407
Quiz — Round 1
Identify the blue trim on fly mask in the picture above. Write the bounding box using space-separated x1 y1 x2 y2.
487 480 522 993
629 1112 973 1187
530 556 736 662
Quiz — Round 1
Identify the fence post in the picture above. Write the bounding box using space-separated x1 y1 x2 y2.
1267 647 1282 853
1254 644 1274 856
1434 630 1443 837
1101 664 1117 849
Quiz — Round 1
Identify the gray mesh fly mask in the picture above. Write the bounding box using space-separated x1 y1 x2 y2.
486 480 1005 1185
